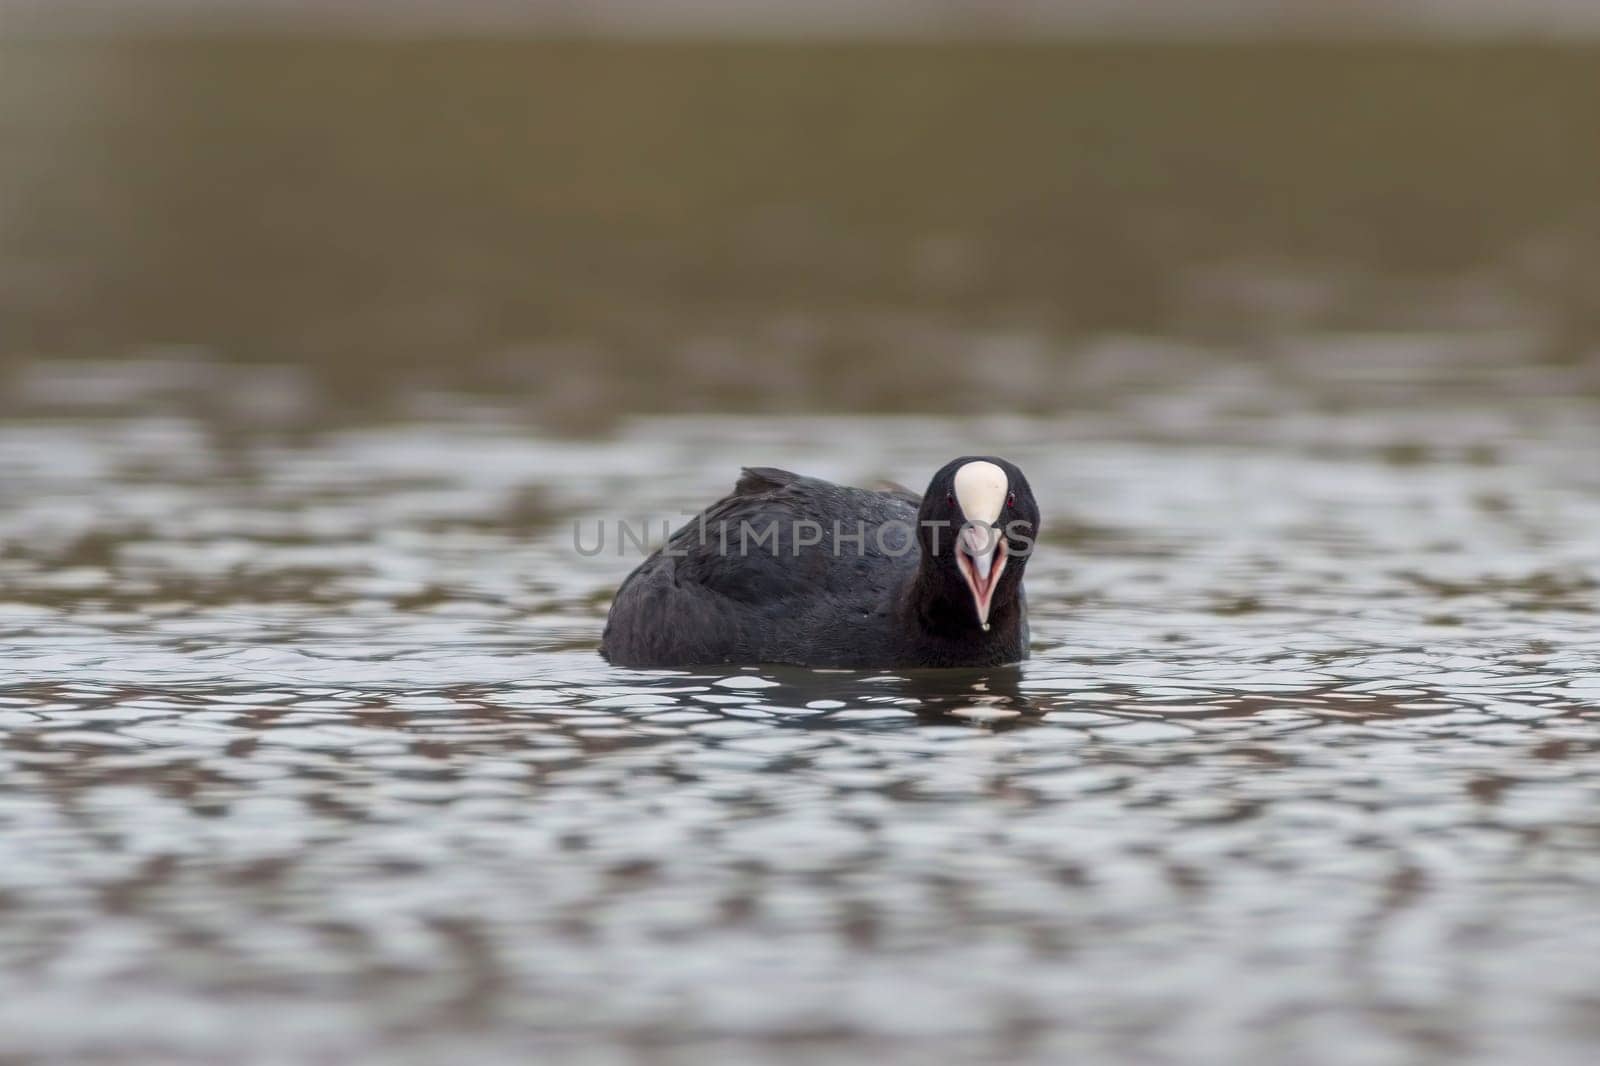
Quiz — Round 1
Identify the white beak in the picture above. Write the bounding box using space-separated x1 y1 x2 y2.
956 523 1007 631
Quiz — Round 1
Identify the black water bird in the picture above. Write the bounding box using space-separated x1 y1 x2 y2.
600 457 1040 668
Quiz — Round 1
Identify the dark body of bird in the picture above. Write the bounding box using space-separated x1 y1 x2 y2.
600 458 1039 669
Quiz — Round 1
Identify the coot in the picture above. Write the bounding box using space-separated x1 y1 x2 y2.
600 456 1040 668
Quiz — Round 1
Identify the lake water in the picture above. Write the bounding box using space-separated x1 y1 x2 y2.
3 35 1600 1066
1 354 1597 1064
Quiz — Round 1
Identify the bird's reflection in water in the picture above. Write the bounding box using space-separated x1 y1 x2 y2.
868 666 1040 726
620 663 1046 730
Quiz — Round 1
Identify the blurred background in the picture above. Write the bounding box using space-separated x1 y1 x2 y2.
4 0 1600 424
3 5 1600 1066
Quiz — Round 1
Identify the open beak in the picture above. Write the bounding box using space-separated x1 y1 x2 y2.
956 524 1008 631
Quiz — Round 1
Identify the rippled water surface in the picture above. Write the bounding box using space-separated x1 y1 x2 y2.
5 33 1600 1064
1 357 1597 1064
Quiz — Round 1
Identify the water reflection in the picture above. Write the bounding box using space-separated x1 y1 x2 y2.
0 383 1597 1062
2 659 1596 1062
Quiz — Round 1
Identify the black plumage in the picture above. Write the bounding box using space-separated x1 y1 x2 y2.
600 456 1040 669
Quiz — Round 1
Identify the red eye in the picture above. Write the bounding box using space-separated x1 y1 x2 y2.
946 492 956 506
1006 492 1016 508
